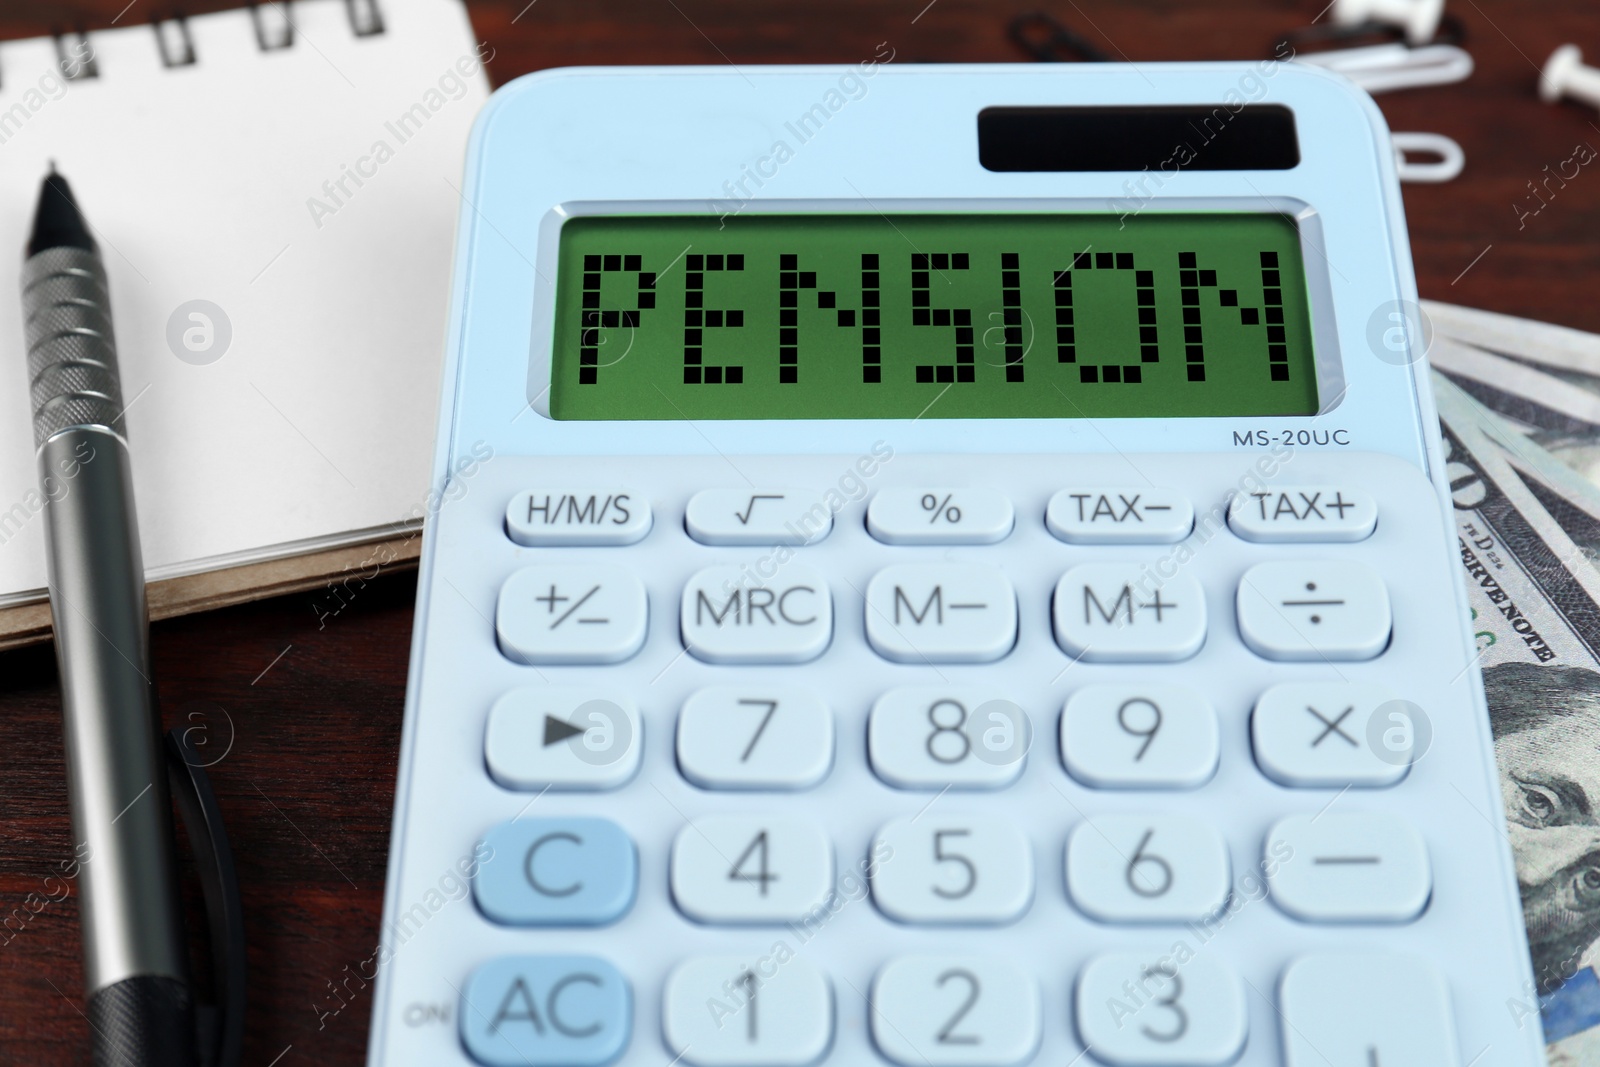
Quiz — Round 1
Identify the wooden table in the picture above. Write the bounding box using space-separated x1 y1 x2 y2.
2 1 1594 1063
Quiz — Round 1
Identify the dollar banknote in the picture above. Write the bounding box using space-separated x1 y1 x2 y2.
1427 300 1600 490
1434 372 1600 1061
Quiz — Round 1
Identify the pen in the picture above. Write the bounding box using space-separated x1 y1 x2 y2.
23 168 199 1067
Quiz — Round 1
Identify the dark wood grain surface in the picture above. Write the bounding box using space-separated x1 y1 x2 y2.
0 1 1595 1064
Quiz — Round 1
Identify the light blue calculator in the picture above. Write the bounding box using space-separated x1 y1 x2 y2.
367 63 1544 1067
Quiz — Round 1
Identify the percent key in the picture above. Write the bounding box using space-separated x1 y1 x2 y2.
867 487 1016 545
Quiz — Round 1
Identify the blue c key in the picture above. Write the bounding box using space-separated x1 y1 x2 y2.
473 818 637 926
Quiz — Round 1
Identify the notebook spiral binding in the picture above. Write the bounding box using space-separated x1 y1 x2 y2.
250 0 386 51
249 4 295 50
30 0 388 87
52 31 98 80
155 17 197 68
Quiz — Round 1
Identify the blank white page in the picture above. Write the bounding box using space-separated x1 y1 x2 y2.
0 0 487 606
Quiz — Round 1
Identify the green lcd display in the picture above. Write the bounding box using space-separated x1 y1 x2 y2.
548 212 1319 420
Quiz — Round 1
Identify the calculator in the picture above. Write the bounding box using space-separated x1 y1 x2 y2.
366 64 1544 1067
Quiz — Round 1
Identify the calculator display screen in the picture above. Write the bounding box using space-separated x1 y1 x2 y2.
547 212 1318 420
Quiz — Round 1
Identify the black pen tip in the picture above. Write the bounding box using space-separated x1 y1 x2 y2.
27 168 95 258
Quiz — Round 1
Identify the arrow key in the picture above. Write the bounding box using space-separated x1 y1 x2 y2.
487 687 642 790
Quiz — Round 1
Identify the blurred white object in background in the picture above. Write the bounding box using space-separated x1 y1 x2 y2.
1541 44 1600 112
1333 0 1446 45
1296 41 1471 93
1390 131 1466 182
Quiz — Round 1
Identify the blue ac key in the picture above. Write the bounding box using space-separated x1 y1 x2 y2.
460 955 630 1067
473 818 636 926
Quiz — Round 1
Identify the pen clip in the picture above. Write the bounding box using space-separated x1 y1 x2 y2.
166 728 245 1067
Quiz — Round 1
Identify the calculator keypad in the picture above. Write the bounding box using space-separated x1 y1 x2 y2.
1052 565 1206 662
1265 814 1431 922
1228 486 1378 544
496 564 648 665
1251 682 1409 787
474 819 637 927
1280 954 1457 1065
1075 953 1247 1065
868 688 1028 789
1060 683 1219 789
1235 560 1392 661
484 687 641 791
870 956 1041 1067
864 563 1018 663
676 687 833 790
1045 488 1195 544
870 816 1034 924
387 452 1527 1067
1065 814 1231 922
459 955 631 1067
867 488 1015 545
663 955 834 1066
686 489 831 545
669 815 834 923
681 564 832 664
505 490 651 547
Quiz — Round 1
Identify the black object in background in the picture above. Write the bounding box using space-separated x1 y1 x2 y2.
1007 12 1110 63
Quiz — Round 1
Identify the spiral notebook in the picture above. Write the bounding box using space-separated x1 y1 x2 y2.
0 0 488 647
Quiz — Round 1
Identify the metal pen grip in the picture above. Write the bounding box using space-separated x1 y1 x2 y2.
23 246 124 448
25 243 191 1006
